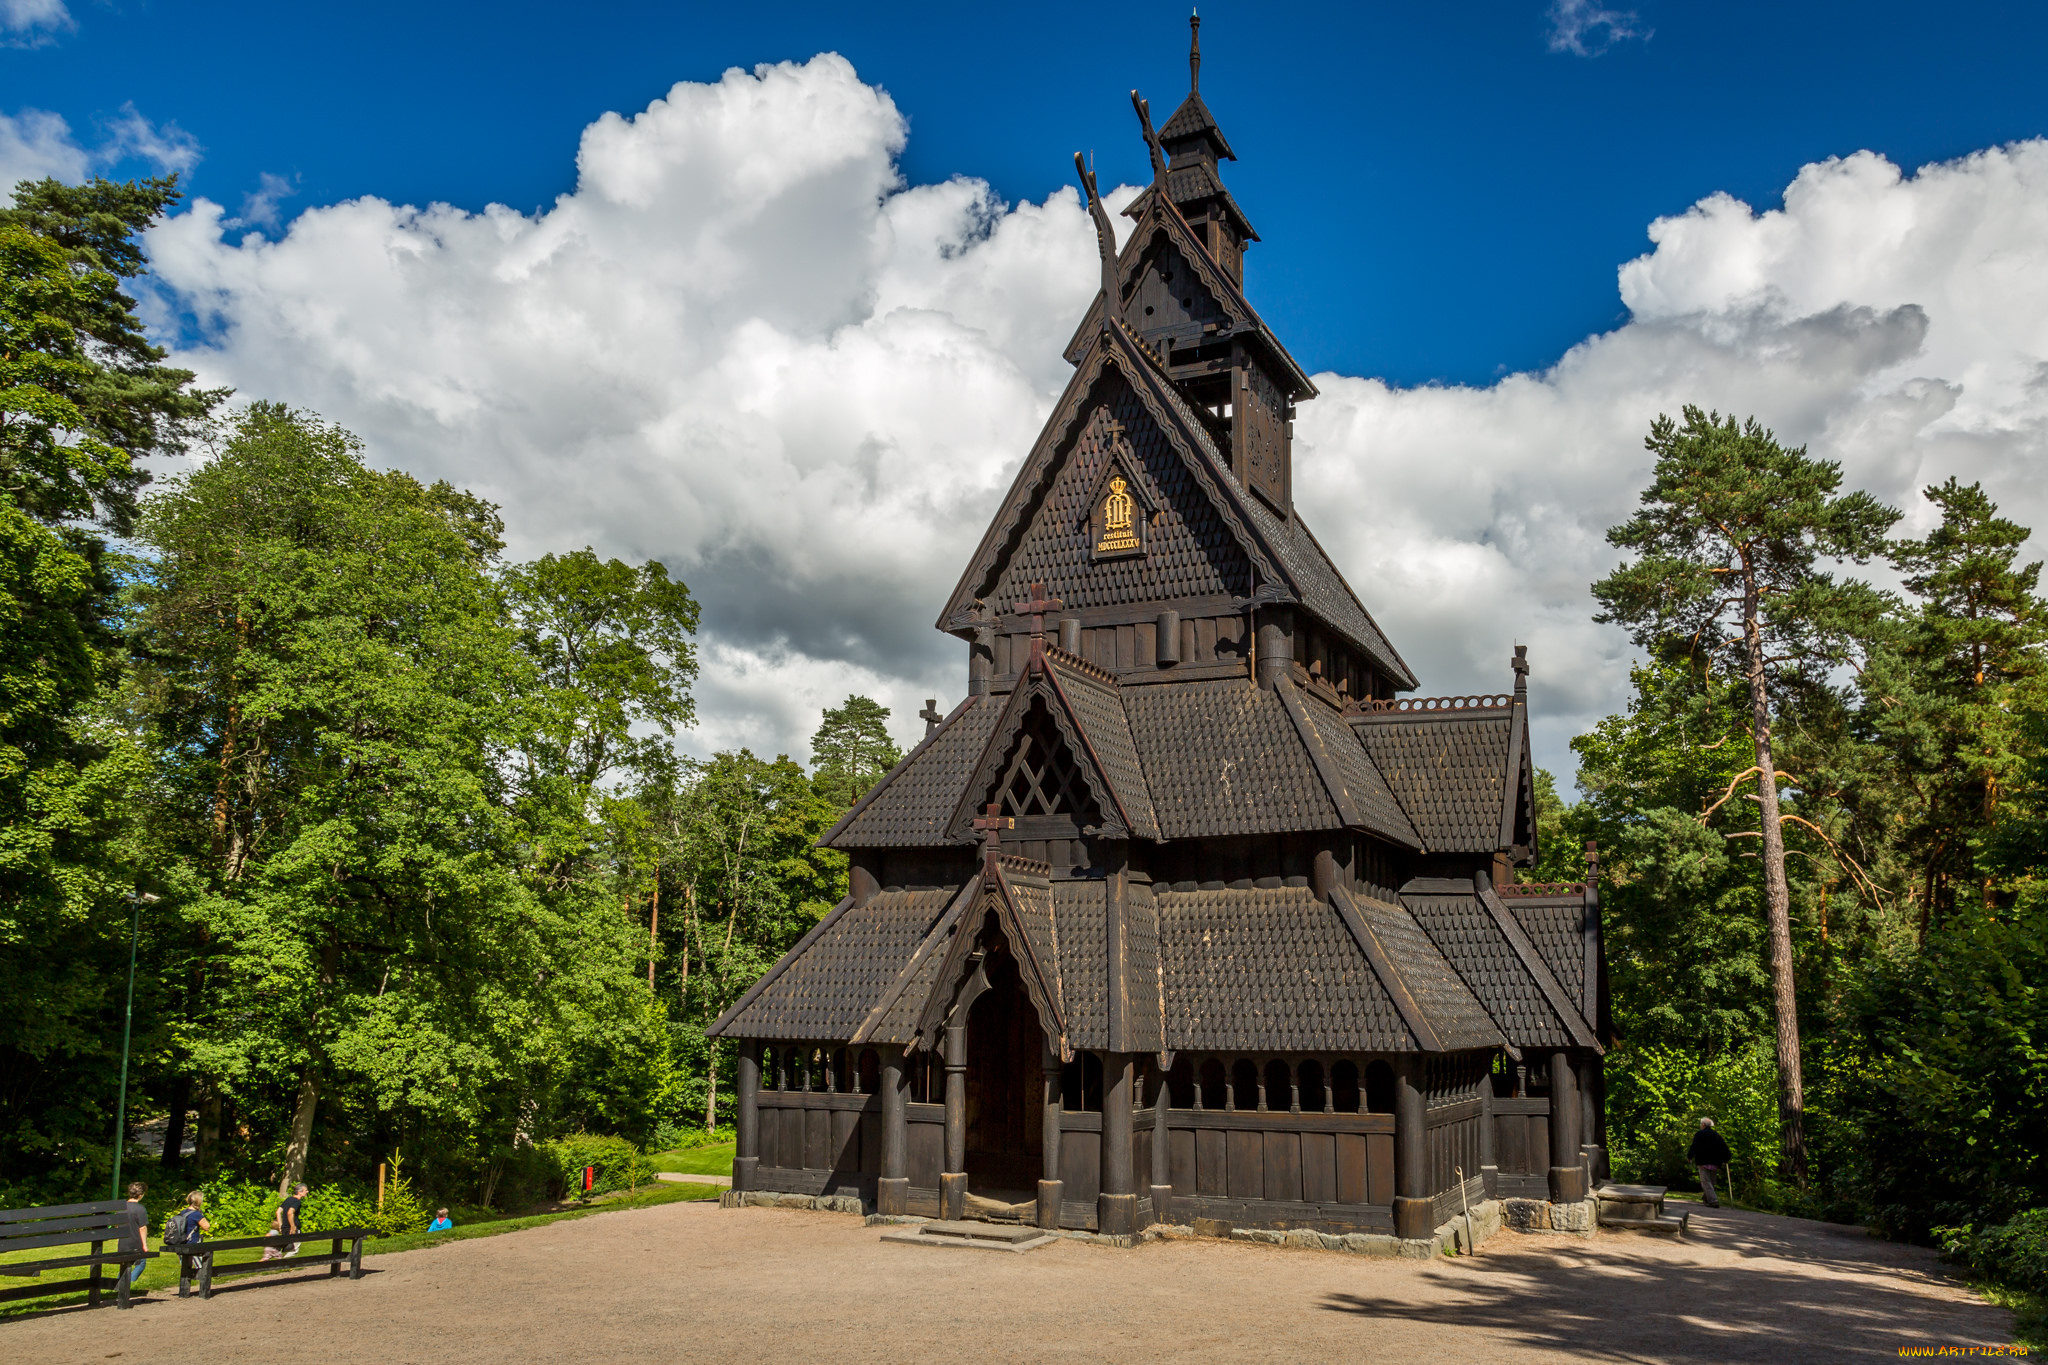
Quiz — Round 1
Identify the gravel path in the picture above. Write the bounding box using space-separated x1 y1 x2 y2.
4 1201 2013 1362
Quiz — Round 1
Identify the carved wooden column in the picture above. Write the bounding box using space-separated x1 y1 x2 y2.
1479 1066 1499 1200
941 1023 968 1220
1548 1050 1586 1203
877 1049 908 1215
734 1039 760 1193
1099 1052 1137 1236
1149 1063 1174 1227
1392 1055 1430 1240
1038 1040 1063 1230
1579 1056 1605 1186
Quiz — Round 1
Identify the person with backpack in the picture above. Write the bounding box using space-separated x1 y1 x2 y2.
119 1182 150 1294
163 1190 210 1262
1687 1117 1733 1208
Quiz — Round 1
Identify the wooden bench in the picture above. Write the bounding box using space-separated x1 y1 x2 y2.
174 1227 370 1299
0 1200 155 1310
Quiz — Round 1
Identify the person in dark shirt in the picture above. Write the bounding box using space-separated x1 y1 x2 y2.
1687 1117 1733 1207
119 1182 149 1294
278 1183 307 1255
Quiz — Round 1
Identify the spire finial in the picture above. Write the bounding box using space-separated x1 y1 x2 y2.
1189 11 1202 93
1512 644 1529 697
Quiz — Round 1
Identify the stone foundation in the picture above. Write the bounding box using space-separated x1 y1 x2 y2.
720 1190 865 1215
1500 1196 1597 1236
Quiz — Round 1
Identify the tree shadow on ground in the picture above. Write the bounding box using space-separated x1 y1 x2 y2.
1319 1209 2010 1363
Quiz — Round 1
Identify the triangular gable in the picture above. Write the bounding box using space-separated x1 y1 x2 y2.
946 644 1159 841
1063 185 1310 398
1041 649 1160 840
909 856 1071 1059
937 324 1279 634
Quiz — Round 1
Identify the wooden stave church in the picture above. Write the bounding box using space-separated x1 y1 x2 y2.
708 19 1610 1241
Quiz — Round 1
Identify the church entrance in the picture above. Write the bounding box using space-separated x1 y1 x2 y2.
963 928 1045 1202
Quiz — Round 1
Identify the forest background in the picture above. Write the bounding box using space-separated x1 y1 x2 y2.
1 179 2042 1274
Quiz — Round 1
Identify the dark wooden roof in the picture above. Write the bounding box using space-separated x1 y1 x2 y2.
820 695 996 848
716 872 1523 1055
945 648 1163 842
1500 886 1595 1027
1158 89 1236 160
1399 877 1600 1053
1351 699 1522 853
704 886 958 1041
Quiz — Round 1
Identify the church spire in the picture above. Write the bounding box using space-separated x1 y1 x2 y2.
1151 15 1258 276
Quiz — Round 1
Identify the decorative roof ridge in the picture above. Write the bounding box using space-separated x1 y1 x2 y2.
1349 694 1514 718
1042 641 1119 690
995 852 1054 882
1497 882 1588 899
818 693 982 847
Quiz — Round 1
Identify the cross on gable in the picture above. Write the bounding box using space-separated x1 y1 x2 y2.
919 698 943 736
1100 414 1126 444
1013 581 1062 643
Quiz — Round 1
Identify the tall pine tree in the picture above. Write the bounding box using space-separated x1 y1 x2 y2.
1593 406 1896 1182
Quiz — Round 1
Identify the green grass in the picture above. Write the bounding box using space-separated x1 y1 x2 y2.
0 1181 720 1318
1976 1282 2047 1351
648 1140 735 1176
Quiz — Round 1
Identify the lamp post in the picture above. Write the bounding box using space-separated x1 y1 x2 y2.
110 891 159 1199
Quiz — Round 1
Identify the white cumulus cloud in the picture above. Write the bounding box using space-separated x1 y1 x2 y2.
139 54 2048 782
2 102 201 198
0 0 71 47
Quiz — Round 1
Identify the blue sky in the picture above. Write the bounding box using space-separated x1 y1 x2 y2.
11 1 2048 387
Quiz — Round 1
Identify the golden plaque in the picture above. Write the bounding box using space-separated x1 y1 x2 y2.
1095 476 1140 554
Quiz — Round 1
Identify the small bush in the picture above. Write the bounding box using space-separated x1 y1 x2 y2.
1940 1209 2048 1294
539 1133 648 1200
650 1122 733 1153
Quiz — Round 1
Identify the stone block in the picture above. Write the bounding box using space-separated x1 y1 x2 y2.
1191 1216 1233 1240
1549 1198 1596 1235
1342 1234 1402 1257
1283 1228 1321 1250
1394 1238 1437 1260
1501 1198 1547 1232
